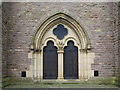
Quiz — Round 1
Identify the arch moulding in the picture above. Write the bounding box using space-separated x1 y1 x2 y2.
29 13 95 81
31 12 91 51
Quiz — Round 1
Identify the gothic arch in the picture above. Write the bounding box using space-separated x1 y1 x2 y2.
30 13 94 81
31 12 91 50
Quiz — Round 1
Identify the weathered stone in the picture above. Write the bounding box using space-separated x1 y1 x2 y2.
1 2 119 84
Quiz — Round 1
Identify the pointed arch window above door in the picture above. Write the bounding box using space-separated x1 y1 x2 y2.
53 24 68 40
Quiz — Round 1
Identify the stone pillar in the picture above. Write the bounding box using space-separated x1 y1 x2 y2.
80 49 87 80
87 52 91 78
84 50 88 79
33 52 37 79
33 49 40 81
80 49 84 79
40 50 43 80
36 53 38 79
37 50 41 81
78 50 81 79
57 42 64 80
57 50 64 80
30 45 34 80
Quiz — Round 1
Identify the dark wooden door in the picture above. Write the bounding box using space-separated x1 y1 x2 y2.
43 41 58 79
64 41 78 79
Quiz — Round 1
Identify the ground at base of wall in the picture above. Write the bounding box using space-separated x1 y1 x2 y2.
3 77 119 88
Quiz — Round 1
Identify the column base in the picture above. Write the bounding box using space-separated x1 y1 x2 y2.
57 77 64 81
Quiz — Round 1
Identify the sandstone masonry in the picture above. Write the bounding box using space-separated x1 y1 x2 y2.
1 2 120 82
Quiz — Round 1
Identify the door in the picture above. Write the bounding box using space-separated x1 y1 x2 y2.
43 41 58 79
64 41 78 79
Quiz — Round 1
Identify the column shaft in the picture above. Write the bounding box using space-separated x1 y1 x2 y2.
38 52 41 80
58 52 64 79
40 52 43 79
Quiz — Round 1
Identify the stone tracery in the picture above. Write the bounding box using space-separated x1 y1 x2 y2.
31 13 93 81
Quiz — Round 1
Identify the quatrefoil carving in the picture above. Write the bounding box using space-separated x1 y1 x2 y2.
53 24 68 40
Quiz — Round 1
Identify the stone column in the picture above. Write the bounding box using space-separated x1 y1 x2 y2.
37 50 41 81
33 52 37 79
57 49 64 80
31 50 34 80
83 50 88 79
40 50 43 80
78 50 81 79
33 49 40 81
80 49 87 80
57 42 64 80
87 52 90 78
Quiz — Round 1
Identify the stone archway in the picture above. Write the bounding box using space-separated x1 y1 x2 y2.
30 13 93 81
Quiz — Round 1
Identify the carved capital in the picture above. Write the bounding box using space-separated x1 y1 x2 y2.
57 41 64 53
80 49 87 52
34 49 42 53
57 41 64 50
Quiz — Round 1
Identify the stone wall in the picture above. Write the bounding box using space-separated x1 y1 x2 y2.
112 2 120 86
117 7 119 86
2 2 118 77
111 2 119 85
2 3 9 87
0 3 2 88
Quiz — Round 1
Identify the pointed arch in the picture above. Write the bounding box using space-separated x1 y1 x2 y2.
30 13 95 81
32 12 91 50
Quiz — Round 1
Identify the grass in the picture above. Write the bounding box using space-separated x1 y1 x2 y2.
4 77 119 88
